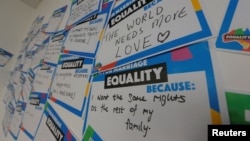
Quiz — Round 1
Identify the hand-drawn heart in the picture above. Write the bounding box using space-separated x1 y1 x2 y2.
157 30 170 43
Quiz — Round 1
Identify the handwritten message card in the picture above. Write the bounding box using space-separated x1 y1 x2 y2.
21 73 34 103
21 92 48 139
84 42 225 141
67 0 103 27
43 31 65 65
9 68 22 84
45 5 68 33
32 64 56 93
30 23 49 47
27 24 48 51
94 0 213 73
8 72 24 103
12 81 23 103
34 103 79 141
63 1 114 58
28 16 44 36
216 0 250 54
15 49 26 69
21 51 34 73
49 54 93 117
2 83 15 105
9 101 26 140
30 38 49 70
2 101 15 137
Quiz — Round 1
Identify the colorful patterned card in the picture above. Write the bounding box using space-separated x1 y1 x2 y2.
216 0 250 54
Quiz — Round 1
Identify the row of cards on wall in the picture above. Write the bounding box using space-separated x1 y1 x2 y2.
2 0 250 141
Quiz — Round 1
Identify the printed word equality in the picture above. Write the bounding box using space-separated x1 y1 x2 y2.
109 0 153 27
46 116 64 141
61 59 83 69
105 63 167 89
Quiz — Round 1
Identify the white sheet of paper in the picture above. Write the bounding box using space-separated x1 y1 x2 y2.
64 14 107 57
49 54 92 116
45 6 67 33
67 0 102 26
2 84 15 105
83 42 227 140
30 42 49 70
43 33 65 64
87 72 210 140
21 52 34 72
2 102 15 137
63 1 114 58
94 0 214 72
21 93 47 138
21 74 33 103
9 101 25 139
13 82 23 103
32 65 56 93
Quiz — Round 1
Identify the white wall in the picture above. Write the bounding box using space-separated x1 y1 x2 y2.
0 0 250 140
0 0 34 93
